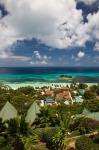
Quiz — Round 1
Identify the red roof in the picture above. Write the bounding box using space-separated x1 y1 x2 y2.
45 90 54 95
56 91 72 101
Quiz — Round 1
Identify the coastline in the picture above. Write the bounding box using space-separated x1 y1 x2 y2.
5 82 71 89
0 67 99 89
5 82 98 90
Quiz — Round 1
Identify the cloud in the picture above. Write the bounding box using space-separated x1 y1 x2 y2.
30 60 47 65
0 0 85 51
30 50 51 65
0 10 2 18
0 0 99 56
0 50 52 66
94 41 99 51
93 55 99 63
77 51 85 58
33 51 42 59
77 0 98 5
0 50 31 61
72 50 85 61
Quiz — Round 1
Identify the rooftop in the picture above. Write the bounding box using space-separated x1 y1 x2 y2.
45 98 55 103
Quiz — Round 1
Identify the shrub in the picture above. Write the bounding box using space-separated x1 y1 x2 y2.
75 136 99 150
70 117 99 135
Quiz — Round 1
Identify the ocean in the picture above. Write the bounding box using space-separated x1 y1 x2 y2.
0 67 99 89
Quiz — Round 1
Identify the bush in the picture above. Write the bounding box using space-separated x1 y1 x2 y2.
39 127 66 150
84 91 95 100
39 127 57 143
83 99 99 112
78 83 88 89
78 118 99 134
70 117 99 135
75 136 99 150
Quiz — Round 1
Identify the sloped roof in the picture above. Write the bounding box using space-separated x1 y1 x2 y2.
82 108 90 115
87 112 99 121
45 98 55 103
25 101 40 125
79 89 85 95
74 96 83 103
0 101 17 122
76 108 99 121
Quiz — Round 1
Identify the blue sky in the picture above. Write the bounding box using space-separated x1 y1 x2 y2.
0 0 99 67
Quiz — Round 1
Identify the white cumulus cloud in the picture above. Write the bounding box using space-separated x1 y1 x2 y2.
77 51 85 58
72 50 85 61
30 50 51 65
0 0 99 57
0 0 85 51
94 41 99 51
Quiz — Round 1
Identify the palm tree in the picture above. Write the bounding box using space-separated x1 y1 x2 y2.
0 117 39 150
52 110 71 150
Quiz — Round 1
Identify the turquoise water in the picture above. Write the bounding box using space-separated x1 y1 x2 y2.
0 73 99 81
0 67 99 85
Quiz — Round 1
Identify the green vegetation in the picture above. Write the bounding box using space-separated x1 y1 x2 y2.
75 136 99 150
78 83 88 89
84 90 95 99
60 75 72 79
0 83 99 150
83 99 99 112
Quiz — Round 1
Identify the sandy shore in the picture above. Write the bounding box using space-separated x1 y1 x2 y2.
5 82 71 89
5 82 98 90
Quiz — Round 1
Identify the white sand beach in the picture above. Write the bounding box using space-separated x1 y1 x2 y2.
5 82 98 90
6 82 71 89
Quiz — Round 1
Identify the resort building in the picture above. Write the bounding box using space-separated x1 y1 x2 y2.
79 89 85 95
77 108 99 121
40 100 45 107
45 89 54 96
40 97 56 106
56 90 72 104
73 96 84 103
25 101 40 125
0 101 17 122
45 98 55 105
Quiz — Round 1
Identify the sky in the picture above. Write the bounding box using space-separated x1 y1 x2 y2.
0 0 99 67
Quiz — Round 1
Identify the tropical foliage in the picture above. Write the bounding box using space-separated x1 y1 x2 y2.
0 83 99 150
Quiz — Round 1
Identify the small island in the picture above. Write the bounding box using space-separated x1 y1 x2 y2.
59 75 72 80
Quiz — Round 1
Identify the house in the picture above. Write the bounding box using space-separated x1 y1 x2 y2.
64 101 70 105
40 97 56 106
45 89 54 96
77 108 99 121
40 100 45 107
79 89 85 95
45 98 55 105
56 90 72 103
25 101 40 125
0 101 17 122
73 96 84 103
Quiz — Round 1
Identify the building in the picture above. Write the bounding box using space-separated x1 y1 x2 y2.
0 101 17 122
45 89 54 96
45 98 55 105
40 100 45 107
56 90 72 103
77 108 99 121
79 89 85 95
25 101 40 125
73 96 84 103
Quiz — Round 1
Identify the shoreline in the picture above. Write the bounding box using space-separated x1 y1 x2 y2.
5 82 98 90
